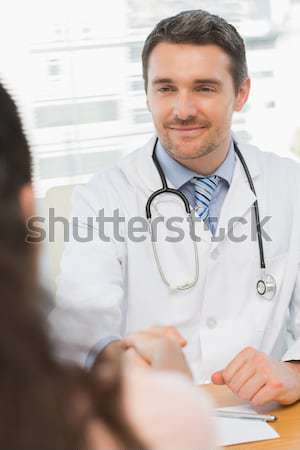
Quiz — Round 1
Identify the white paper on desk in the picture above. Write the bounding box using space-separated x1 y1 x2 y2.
215 405 279 447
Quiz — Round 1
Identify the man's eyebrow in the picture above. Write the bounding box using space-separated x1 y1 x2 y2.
152 78 174 85
151 77 222 86
193 79 221 86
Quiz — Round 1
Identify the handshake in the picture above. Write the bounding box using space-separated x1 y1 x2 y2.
98 326 300 407
101 326 192 379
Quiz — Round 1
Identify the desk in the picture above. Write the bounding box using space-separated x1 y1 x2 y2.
203 384 300 449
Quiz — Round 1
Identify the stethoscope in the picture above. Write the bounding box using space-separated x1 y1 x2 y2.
145 138 277 300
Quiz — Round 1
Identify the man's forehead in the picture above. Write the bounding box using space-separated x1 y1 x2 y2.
147 42 232 80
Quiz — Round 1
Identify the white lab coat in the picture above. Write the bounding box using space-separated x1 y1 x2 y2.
50 136 300 383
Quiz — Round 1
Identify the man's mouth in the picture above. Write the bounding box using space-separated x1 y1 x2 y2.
170 126 205 130
168 126 207 135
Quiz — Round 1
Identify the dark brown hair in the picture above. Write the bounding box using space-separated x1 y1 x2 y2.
142 9 248 93
0 206 146 450
0 81 32 201
0 81 145 450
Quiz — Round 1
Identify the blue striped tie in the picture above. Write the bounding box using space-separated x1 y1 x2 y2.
191 175 219 221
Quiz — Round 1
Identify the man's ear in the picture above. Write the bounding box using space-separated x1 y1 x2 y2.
234 78 251 112
19 183 35 220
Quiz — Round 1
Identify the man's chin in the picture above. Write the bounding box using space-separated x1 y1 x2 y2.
170 141 212 160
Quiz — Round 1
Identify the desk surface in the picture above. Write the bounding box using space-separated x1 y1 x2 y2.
204 384 300 449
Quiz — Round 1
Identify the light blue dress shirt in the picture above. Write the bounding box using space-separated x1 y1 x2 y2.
156 138 236 235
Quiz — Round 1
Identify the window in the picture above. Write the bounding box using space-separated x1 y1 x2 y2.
0 0 298 196
48 59 62 77
128 43 143 63
132 107 151 124
34 100 119 128
129 76 144 94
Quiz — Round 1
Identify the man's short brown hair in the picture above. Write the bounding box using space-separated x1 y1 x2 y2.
142 9 248 93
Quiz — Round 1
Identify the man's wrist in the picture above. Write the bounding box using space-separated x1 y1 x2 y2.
92 339 128 368
85 336 122 369
282 361 300 403
285 360 300 374
101 339 124 358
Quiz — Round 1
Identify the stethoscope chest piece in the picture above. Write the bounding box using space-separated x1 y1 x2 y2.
256 273 276 301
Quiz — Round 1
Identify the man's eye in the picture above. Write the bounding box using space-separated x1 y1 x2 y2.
158 86 175 93
195 86 215 93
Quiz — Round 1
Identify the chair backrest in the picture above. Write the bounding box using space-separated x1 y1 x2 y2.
44 184 80 285
43 149 123 285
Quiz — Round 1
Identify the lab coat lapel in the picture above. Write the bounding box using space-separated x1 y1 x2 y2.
129 135 189 217
127 136 196 286
132 136 162 193
210 141 260 252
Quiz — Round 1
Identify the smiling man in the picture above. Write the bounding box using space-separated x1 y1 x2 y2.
146 43 246 172
51 10 300 406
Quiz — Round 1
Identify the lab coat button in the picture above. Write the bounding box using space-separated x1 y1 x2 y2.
211 249 219 260
206 317 217 329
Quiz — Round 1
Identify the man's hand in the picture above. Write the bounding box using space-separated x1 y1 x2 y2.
122 326 192 378
94 326 190 376
92 339 125 371
211 347 300 406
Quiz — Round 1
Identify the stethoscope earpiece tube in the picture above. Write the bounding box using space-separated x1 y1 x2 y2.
147 138 191 217
234 144 266 270
234 144 276 300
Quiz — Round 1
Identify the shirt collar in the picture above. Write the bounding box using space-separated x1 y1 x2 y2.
156 138 236 189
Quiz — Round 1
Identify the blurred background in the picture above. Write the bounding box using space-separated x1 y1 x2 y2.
1 0 300 197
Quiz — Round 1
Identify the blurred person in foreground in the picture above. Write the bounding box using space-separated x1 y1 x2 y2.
0 81 217 450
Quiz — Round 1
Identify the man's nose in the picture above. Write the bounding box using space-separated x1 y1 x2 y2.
172 92 197 120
